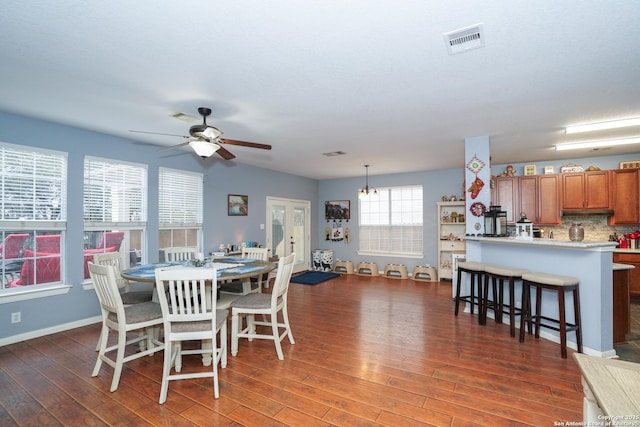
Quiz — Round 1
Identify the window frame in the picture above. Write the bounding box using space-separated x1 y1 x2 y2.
358 185 424 258
158 167 203 253
83 156 148 286
0 142 69 302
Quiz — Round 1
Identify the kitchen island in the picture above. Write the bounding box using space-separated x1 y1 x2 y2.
464 236 618 357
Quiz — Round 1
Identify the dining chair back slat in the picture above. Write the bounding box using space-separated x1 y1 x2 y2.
154 266 227 403
164 246 201 262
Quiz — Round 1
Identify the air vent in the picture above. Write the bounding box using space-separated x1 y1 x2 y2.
323 151 347 157
443 23 485 55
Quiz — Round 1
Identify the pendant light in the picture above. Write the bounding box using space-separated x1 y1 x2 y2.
359 165 378 199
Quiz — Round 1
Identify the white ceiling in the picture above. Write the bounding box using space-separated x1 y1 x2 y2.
1 1 639 180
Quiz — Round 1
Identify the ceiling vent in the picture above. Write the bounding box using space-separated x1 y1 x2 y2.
443 23 485 55
170 112 199 122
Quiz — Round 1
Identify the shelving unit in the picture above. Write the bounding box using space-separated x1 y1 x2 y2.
437 201 466 280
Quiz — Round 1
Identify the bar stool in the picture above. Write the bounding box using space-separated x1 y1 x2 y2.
519 272 583 359
455 261 489 319
482 265 529 336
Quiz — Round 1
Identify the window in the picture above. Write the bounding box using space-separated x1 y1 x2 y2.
359 185 423 257
158 167 203 251
83 157 147 279
0 142 67 291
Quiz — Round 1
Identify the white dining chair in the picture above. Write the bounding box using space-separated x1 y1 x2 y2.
154 266 227 403
164 246 201 262
93 252 153 304
88 262 164 392
242 246 270 289
230 252 295 360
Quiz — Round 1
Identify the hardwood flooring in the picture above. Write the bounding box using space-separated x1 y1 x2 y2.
0 274 602 426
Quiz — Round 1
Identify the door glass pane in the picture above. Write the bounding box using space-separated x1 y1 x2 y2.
271 205 286 258
293 207 306 265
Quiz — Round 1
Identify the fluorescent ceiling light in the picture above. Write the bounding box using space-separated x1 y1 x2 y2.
189 140 220 158
555 137 640 151
565 117 640 134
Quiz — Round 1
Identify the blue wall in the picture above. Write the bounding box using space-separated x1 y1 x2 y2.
2 109 640 343
0 111 317 341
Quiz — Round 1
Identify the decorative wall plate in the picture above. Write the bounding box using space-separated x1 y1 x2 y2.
470 201 487 217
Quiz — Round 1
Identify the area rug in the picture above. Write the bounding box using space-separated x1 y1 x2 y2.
291 271 340 285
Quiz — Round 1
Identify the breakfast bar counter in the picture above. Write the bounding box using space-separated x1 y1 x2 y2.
464 236 618 357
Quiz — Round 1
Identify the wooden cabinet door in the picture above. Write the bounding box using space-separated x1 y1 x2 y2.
518 176 537 222
538 174 561 224
613 253 640 297
585 171 609 209
562 173 585 209
562 171 609 209
494 177 517 224
610 169 640 225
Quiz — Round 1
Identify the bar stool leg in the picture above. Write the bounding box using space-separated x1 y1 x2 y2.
558 289 567 359
573 286 583 354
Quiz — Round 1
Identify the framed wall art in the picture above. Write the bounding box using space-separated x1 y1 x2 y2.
325 200 350 220
524 164 537 176
228 194 248 216
620 160 640 169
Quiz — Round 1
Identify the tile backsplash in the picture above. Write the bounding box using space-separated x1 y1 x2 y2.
510 215 638 242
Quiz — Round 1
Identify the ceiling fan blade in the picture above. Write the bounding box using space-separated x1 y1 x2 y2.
159 141 191 152
220 138 272 151
216 145 236 160
129 130 190 139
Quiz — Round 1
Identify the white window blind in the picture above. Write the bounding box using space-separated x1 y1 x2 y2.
84 157 147 225
0 143 67 223
359 185 423 256
159 167 203 227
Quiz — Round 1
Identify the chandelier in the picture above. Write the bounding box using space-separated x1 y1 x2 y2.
359 165 378 199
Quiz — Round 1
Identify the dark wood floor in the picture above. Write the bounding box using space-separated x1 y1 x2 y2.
0 274 598 426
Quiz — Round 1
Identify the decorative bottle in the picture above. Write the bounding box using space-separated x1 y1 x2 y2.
568 223 584 242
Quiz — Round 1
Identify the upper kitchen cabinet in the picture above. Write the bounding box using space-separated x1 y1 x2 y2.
610 168 640 225
561 171 609 210
494 176 518 224
518 175 562 225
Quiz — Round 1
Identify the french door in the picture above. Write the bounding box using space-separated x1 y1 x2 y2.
266 197 310 273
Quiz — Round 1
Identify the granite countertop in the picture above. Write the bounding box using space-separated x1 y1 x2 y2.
463 236 618 250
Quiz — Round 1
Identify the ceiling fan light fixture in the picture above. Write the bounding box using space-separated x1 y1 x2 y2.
189 140 220 158
555 137 640 151
202 126 222 140
565 117 640 134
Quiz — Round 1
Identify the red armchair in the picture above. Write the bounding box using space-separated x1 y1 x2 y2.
0 233 29 259
36 234 60 253
98 232 124 251
8 249 60 288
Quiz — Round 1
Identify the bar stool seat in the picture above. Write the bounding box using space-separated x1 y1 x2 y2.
455 261 491 320
483 265 529 336
519 272 583 359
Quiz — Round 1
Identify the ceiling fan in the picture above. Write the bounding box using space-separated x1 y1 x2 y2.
129 107 271 160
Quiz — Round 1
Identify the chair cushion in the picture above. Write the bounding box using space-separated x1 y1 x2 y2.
484 265 529 277
121 290 153 305
522 272 579 287
107 301 162 324
169 309 228 333
230 293 279 309
457 261 490 272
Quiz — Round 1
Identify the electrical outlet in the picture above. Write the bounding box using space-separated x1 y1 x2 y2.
11 312 21 324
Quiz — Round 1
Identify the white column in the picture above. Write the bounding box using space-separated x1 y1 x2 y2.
464 136 491 236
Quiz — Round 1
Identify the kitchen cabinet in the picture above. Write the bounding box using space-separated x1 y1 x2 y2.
609 169 640 225
437 201 466 280
562 171 609 210
613 252 640 297
493 176 518 223
496 175 561 225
